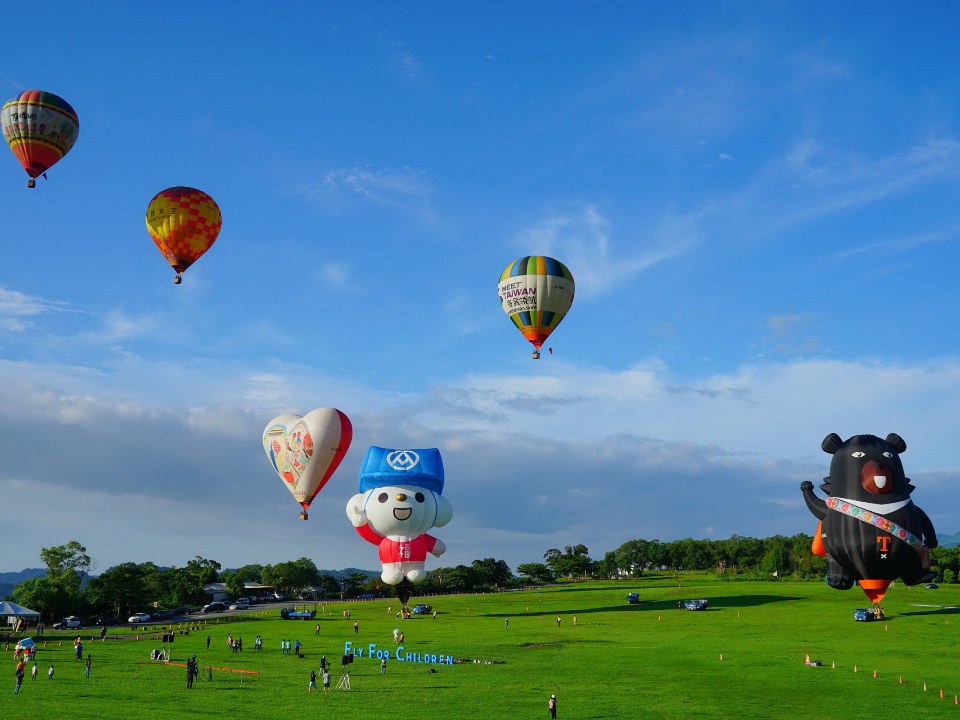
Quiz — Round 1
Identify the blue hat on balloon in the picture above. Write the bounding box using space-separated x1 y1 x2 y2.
358 446 444 495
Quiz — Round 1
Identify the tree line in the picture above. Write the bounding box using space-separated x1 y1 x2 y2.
10 534 960 621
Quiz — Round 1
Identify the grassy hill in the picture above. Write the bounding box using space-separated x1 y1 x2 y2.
2 575 959 718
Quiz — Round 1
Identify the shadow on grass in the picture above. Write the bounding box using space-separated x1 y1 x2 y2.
493 594 801 617
897 605 960 616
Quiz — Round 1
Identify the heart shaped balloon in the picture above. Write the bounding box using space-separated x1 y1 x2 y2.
262 408 352 519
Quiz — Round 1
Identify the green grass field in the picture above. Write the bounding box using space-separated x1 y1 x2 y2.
4 576 960 719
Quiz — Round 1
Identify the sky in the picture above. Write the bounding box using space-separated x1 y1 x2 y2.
3 1 960 574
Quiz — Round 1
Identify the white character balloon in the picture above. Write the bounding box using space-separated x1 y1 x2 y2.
346 447 453 590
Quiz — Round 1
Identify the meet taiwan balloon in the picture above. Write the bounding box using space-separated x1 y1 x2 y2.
2 91 79 188
801 433 938 606
346 447 453 610
145 187 222 284
498 256 574 359
263 408 352 520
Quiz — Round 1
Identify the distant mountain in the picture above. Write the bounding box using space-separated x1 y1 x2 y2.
0 568 46 585
938 533 960 548
0 568 46 600
318 568 379 579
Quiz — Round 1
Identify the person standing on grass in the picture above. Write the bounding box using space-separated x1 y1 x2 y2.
320 655 328 673
85 655 91 678
186 659 194 689
76 640 84 660
380 656 386 674
48 665 54 680
309 670 317 691
238 637 243 653
399 632 404 644
556 616 561 627
14 667 24 695
505 619 509 629
31 664 37 681
322 669 330 692
315 624 320 636
354 620 359 634
573 616 577 626
294 640 301 657
548 694 557 719
206 635 211 650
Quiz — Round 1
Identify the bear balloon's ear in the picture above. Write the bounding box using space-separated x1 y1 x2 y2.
821 433 843 454
886 433 907 453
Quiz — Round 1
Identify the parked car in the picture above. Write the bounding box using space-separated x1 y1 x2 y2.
853 608 876 622
626 593 640 604
412 603 432 614
683 599 708 611
925 584 939 590
128 613 151 623
173 606 194 615
237 597 250 605
150 609 174 620
229 601 249 610
94 616 120 626
202 602 228 613
53 616 84 630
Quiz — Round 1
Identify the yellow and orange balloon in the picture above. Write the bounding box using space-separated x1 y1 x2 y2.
145 187 222 284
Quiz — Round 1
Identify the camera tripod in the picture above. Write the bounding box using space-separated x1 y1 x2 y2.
336 672 351 690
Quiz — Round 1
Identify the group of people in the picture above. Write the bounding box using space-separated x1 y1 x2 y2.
308 668 331 692
185 656 200 689
13 661 58 695
391 629 405 644
280 639 300 656
226 634 243 653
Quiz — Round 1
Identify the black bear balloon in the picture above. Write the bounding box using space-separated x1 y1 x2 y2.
801 433 937 604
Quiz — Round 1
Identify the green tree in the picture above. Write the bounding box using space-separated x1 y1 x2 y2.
13 577 62 623
85 562 145 617
516 563 554 583
224 572 247 599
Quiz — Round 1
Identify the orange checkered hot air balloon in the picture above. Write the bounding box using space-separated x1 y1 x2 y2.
145 187 222 284
2 90 79 188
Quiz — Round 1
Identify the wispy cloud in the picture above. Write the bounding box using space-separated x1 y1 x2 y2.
515 204 701 296
300 164 434 221
379 32 426 81
0 288 73 331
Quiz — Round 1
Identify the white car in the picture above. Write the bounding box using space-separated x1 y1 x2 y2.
229 602 249 610
128 613 151 623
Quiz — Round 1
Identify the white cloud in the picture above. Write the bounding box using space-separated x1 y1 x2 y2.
515 205 701 295
0 288 72 331
300 165 435 222
719 153 733 160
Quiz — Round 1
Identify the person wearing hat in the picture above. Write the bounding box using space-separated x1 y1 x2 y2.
548 694 558 718
346 448 454 585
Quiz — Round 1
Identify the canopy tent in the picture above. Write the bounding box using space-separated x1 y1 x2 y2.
0 600 41 625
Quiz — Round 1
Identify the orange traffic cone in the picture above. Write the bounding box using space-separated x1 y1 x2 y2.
737 612 740 617
941 689 944 698
899 676 903 684
854 665 857 673
59 641 62 647
885 625 888 631
924 683 927 691
873 670 877 677
658 616 661 621
43 642 47 648
720 654 724 661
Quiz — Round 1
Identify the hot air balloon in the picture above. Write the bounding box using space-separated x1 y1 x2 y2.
145 187 222 284
801 433 938 607
2 90 79 187
498 256 574 359
345 447 453 611
263 408 352 520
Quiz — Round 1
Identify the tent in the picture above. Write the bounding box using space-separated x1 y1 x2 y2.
0 600 41 627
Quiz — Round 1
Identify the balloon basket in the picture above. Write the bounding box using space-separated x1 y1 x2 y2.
299 511 308 520
173 275 182 284
27 179 35 188
531 350 540 359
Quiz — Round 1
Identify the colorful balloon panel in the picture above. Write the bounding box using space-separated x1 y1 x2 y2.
145 187 222 278
2 90 79 183
498 256 575 350
262 408 352 513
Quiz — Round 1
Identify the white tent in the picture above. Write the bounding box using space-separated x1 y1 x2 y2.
0 600 41 626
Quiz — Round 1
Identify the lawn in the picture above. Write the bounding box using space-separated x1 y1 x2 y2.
4 576 960 719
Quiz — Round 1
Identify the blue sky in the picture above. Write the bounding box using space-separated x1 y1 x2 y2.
3 2 960 572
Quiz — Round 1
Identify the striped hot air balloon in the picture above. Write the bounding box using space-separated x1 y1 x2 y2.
145 187 222 284
2 90 79 187
498 256 575 359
